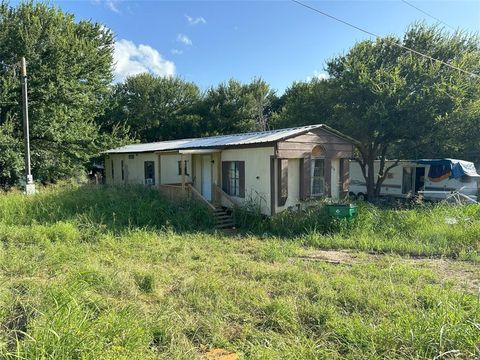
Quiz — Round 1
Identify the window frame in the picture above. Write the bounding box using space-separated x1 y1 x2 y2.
144 161 155 185
177 160 190 176
222 160 245 198
310 158 325 196
227 161 240 197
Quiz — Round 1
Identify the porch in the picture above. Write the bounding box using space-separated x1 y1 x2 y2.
158 183 236 230
156 149 238 211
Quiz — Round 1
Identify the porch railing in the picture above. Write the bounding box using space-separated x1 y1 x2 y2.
158 184 190 201
188 184 216 210
214 185 238 208
158 183 217 210
159 183 240 211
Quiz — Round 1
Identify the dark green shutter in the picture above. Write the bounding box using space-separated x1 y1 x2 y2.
238 161 245 198
222 161 230 194
300 156 311 200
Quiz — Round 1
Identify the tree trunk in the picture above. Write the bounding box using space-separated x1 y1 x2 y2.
366 156 376 200
355 143 399 202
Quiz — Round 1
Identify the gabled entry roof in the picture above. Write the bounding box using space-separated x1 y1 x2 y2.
105 124 352 154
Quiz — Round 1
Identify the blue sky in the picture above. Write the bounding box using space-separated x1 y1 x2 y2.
45 1 480 93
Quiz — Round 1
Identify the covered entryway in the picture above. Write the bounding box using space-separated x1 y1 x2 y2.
174 149 221 205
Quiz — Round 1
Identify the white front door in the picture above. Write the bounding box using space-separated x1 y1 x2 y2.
201 155 212 201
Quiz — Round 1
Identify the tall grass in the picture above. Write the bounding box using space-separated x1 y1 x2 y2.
0 230 478 358
235 202 480 261
0 184 214 233
0 185 478 358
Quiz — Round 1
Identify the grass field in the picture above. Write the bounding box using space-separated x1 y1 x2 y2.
0 185 479 359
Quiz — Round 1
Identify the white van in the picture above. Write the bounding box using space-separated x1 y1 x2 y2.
349 159 479 202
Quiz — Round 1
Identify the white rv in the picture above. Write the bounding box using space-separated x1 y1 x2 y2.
349 159 479 202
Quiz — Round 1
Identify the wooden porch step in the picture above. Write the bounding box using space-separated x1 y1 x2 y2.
214 216 233 222
213 207 235 230
216 222 235 229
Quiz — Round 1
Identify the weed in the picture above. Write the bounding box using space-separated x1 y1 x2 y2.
0 185 478 358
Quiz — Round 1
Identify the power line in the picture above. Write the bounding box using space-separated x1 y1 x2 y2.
400 0 456 31
290 0 479 79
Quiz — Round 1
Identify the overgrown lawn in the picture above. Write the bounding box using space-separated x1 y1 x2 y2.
0 185 478 359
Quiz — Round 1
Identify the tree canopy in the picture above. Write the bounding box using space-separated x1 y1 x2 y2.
100 74 203 142
276 24 480 199
0 1 126 187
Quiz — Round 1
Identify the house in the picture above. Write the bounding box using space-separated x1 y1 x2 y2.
104 124 354 216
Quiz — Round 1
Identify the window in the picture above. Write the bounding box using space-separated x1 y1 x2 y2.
111 160 114 180
311 159 325 196
121 160 124 181
229 162 240 196
144 161 155 185
177 160 189 176
222 161 245 197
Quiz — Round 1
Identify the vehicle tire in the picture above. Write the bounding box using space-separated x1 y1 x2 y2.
357 192 367 201
348 192 357 200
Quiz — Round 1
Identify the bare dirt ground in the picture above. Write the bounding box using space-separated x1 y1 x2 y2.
203 348 238 360
297 250 480 294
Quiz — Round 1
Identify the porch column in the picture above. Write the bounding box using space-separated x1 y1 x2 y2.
157 154 162 187
214 152 221 205
181 153 185 190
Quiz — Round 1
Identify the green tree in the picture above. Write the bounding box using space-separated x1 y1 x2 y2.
277 24 480 200
272 78 335 129
100 73 203 142
243 78 278 131
328 25 480 199
200 78 278 135
0 1 118 186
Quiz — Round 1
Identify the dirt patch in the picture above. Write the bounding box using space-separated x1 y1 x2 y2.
297 250 369 265
2 302 29 351
203 348 238 360
297 250 480 294
405 258 480 294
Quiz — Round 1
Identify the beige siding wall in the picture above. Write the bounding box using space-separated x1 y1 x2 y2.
105 152 194 186
105 153 159 185
160 153 192 184
192 154 202 192
221 147 274 215
330 158 340 200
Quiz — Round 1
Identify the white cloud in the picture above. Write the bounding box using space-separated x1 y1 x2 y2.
113 39 175 82
307 70 329 82
92 0 120 13
171 49 183 55
185 14 206 25
106 0 120 13
177 34 192 46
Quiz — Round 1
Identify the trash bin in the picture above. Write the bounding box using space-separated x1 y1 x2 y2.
326 204 358 219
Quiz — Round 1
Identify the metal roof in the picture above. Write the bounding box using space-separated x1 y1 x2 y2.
105 124 338 154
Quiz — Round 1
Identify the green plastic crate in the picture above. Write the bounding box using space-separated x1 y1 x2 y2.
326 204 358 219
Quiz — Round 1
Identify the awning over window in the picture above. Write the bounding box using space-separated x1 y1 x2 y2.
414 159 480 180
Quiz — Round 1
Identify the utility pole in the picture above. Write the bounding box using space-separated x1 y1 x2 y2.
20 57 35 195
